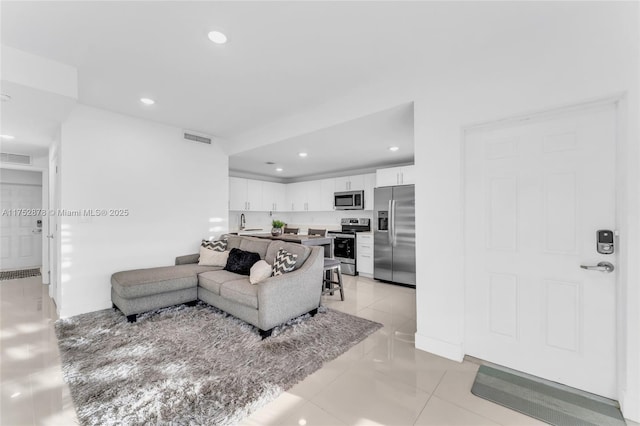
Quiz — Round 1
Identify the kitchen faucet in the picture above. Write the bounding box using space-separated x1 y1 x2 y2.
240 213 246 230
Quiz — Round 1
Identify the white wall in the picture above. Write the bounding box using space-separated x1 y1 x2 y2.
58 105 228 317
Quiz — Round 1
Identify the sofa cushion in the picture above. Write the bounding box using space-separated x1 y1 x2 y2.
224 235 243 250
224 248 261 276
238 237 271 259
198 270 246 295
220 279 258 309
112 264 220 299
198 247 229 266
272 248 298 276
265 242 311 271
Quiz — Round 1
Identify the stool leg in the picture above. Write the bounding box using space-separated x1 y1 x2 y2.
338 267 344 301
330 267 335 296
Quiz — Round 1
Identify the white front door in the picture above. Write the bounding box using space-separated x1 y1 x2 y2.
464 103 617 398
1 183 43 270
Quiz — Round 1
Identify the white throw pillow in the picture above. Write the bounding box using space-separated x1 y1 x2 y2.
198 246 229 266
250 260 272 285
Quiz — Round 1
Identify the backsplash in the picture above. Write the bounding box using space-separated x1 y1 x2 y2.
229 210 373 234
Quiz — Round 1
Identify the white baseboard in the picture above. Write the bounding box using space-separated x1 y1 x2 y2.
621 389 640 422
415 333 464 362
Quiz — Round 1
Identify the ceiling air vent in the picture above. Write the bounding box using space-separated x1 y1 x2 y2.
183 131 212 145
1 152 32 165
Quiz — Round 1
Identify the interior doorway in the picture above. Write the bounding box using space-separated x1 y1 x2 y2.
0 168 44 271
463 101 619 399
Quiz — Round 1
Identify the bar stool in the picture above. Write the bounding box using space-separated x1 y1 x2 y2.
322 258 344 301
283 227 299 234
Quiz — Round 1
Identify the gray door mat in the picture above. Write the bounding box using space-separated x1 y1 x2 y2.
0 268 41 281
471 365 626 426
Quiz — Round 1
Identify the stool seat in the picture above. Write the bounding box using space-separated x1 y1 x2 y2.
324 258 341 268
322 258 344 301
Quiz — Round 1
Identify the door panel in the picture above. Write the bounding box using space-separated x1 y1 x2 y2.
464 104 617 398
391 185 416 285
374 187 392 281
0 183 43 269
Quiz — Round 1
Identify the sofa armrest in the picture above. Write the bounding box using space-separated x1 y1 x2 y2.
175 253 200 265
257 246 324 330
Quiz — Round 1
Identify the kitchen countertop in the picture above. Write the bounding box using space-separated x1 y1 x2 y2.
237 233 333 245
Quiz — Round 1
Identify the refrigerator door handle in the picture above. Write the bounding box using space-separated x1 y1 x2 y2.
391 199 397 247
388 199 393 245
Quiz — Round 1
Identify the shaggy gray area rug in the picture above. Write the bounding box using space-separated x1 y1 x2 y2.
55 303 382 425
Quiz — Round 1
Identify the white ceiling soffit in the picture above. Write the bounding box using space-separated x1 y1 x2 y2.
0 81 76 152
229 103 414 181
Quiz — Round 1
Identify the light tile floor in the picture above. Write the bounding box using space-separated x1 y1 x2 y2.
1 275 636 426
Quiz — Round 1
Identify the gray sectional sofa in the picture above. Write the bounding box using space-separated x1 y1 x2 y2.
111 235 324 337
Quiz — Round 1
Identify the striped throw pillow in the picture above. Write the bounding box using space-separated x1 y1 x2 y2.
201 239 227 252
272 248 298 276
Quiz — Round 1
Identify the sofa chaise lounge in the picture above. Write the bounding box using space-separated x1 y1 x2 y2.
111 235 324 337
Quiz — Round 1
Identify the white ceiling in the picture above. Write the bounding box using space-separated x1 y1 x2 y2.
229 102 414 181
1 1 626 174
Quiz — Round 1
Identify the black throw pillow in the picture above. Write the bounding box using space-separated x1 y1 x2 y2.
224 248 261 276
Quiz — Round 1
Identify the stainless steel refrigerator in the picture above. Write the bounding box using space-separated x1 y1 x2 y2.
374 185 416 286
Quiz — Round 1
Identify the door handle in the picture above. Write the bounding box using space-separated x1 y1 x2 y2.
580 261 615 273
46 235 54 239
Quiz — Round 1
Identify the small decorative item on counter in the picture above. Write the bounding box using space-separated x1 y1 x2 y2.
271 220 285 236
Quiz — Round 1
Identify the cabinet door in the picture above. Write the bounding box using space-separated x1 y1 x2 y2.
320 178 335 211
334 176 351 191
305 180 323 211
400 165 416 185
229 177 248 211
246 180 263 211
376 167 401 187
347 174 365 191
363 173 376 210
273 183 286 211
356 234 374 275
286 182 306 211
262 181 277 211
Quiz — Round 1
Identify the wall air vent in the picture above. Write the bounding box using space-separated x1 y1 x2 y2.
1 152 32 165
183 131 212 145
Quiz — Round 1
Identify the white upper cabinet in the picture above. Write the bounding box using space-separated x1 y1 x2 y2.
320 178 336 211
335 175 365 192
375 165 416 187
229 177 263 211
286 182 307 211
287 180 333 212
230 172 376 212
229 177 248 211
363 173 376 210
262 181 286 212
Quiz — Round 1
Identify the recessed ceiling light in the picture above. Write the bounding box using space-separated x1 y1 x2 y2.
298 152 308 158
275 167 283 172
389 146 399 152
208 31 228 44
0 134 15 140
140 98 155 105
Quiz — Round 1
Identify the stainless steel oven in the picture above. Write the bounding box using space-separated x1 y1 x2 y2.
332 233 356 275
328 218 371 276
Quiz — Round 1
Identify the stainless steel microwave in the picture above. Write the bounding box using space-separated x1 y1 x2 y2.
334 190 364 210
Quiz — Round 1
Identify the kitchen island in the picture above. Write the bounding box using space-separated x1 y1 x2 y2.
229 233 333 257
